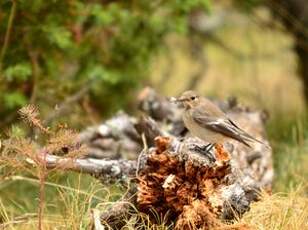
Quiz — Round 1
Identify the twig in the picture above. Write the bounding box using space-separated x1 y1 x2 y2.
0 0 17 75
0 213 38 228
136 133 147 177
91 209 106 230
29 51 39 104
37 150 47 230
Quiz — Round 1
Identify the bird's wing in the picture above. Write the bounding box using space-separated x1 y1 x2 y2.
192 109 252 147
200 98 225 117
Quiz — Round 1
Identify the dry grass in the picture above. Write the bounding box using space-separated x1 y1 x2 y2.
2 182 306 229
0 174 115 229
239 187 308 230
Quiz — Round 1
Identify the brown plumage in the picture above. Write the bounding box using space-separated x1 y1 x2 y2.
176 91 268 148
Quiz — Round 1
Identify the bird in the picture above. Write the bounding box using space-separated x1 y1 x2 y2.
172 90 269 152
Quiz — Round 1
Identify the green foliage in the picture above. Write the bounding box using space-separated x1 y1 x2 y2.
0 0 210 126
233 0 263 12
3 92 27 109
4 62 32 82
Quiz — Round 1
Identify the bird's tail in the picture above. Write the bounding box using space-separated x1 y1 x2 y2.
240 132 271 149
227 119 271 149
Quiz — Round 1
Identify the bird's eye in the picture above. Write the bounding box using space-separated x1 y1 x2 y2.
191 96 196 100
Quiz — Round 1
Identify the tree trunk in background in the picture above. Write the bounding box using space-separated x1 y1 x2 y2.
186 34 208 91
295 37 308 104
269 0 308 104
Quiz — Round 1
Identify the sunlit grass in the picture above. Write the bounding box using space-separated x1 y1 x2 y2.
239 187 308 230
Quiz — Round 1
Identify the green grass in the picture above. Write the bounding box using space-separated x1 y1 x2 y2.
267 114 308 193
0 172 124 229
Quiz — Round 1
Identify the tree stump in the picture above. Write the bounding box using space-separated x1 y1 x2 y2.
43 87 272 229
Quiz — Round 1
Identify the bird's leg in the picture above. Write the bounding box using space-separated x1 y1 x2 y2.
190 143 214 152
205 143 215 152
192 143 214 153
189 143 216 162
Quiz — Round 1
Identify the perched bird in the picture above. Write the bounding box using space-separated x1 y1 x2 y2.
173 90 268 151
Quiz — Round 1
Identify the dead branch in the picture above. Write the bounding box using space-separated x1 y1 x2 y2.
78 111 142 160
35 87 272 229
39 153 137 183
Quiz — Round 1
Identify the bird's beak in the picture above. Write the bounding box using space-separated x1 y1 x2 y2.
169 96 186 103
178 96 188 102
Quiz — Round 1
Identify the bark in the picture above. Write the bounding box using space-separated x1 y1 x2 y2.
78 111 142 160
137 136 266 229
99 183 138 229
41 153 137 183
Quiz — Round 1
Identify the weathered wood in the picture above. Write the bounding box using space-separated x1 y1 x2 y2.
41 153 137 183
78 111 142 160
41 88 272 229
98 183 137 229
137 136 259 229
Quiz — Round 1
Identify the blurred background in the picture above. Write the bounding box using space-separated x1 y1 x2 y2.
0 0 307 228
